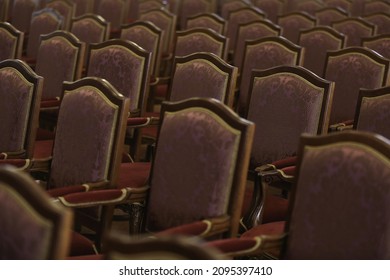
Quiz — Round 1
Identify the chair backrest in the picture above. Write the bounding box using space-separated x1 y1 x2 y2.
71 13 111 43
363 13 390 35
361 34 390 60
363 0 390 16
220 0 251 19
86 39 151 113
238 36 303 116
0 0 9 21
146 98 254 238
324 47 390 126
186 12 226 34
353 86 390 140
0 165 73 259
168 52 237 107
332 17 376 47
138 0 168 14
35 30 85 100
139 8 177 56
0 22 24 61
45 0 75 31
48 77 130 189
233 19 281 71
315 7 348 26
298 26 345 77
120 20 163 79
246 65 333 168
178 0 217 29
174 27 229 60
11 0 40 33
0 59 43 159
296 0 326 16
252 0 284 23
325 0 353 12
283 131 390 259
26 7 63 61
277 11 316 44
73 0 94 17
226 6 266 52
96 0 128 32
105 233 224 260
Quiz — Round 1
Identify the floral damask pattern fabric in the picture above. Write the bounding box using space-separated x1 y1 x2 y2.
146 108 241 231
300 31 343 76
357 95 390 139
88 46 144 111
247 73 324 168
49 87 117 188
0 30 17 61
285 143 390 259
0 68 33 152
325 53 386 125
0 187 51 259
35 37 79 100
175 33 224 58
239 41 299 115
170 60 228 102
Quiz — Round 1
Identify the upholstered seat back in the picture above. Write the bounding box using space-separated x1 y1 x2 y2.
252 0 284 23
186 13 226 34
139 9 177 55
0 59 43 158
71 14 110 44
247 66 332 168
298 26 345 76
0 166 72 259
35 31 85 100
324 47 390 126
238 36 302 116
226 7 266 52
120 21 162 79
354 86 390 140
362 34 390 59
332 18 376 47
363 13 390 35
26 8 63 60
178 0 216 29
96 0 127 31
234 19 281 71
145 98 254 237
87 39 151 112
285 132 390 259
169 52 237 107
45 0 76 31
48 77 129 189
315 7 348 26
174 27 228 60
277 12 316 44
0 22 24 61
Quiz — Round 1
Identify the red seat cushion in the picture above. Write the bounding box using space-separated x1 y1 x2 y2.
33 140 53 158
262 194 289 224
118 162 151 188
69 231 96 257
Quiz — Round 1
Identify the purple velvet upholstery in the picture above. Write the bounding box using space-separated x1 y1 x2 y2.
26 8 63 61
139 8 177 55
186 13 226 34
277 12 316 44
146 107 242 231
332 18 375 47
48 86 118 188
0 67 34 153
364 13 390 35
46 0 75 31
87 41 149 112
174 28 227 59
362 35 390 60
35 31 84 100
179 0 215 29
238 37 302 116
248 71 325 166
285 138 390 259
325 48 389 126
355 89 390 139
71 14 109 44
234 19 281 71
299 27 345 76
169 54 236 106
315 7 348 26
0 22 23 61
226 7 266 52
